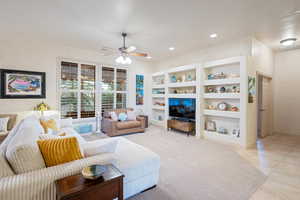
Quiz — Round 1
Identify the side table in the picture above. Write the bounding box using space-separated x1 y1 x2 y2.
138 115 149 128
55 164 124 200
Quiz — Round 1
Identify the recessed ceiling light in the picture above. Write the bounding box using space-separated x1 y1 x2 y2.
169 47 175 51
280 38 297 46
210 33 218 38
146 56 152 59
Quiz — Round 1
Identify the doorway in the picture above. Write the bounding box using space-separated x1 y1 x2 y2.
257 73 273 138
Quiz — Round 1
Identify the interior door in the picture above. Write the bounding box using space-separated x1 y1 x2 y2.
259 76 272 138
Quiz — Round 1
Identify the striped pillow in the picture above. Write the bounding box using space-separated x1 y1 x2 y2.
37 137 83 167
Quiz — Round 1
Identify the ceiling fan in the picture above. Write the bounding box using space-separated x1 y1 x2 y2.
115 33 149 65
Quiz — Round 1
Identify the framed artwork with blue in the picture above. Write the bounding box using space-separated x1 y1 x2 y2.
0 69 46 99
136 74 144 105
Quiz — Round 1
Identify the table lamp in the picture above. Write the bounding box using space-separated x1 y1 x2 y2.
34 102 51 116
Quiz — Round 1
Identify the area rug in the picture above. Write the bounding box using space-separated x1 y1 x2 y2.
124 126 267 200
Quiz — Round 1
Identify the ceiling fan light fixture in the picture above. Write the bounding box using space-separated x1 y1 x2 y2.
210 33 218 38
115 55 132 65
280 38 297 46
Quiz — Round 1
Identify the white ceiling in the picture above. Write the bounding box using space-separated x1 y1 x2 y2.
1 0 300 61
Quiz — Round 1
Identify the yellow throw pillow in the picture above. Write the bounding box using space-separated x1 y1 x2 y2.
37 137 83 167
40 119 58 134
58 132 66 136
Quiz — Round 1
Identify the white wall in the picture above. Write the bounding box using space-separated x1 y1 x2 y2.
273 49 300 135
0 40 152 116
152 37 252 71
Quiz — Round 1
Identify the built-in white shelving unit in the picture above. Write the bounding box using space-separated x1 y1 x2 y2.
151 56 248 147
151 64 200 137
151 72 167 128
200 56 247 146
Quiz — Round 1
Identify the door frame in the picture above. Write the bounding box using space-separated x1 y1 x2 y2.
256 71 273 138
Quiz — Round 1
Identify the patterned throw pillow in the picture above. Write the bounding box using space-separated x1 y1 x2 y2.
37 137 83 167
118 112 127 121
0 117 9 132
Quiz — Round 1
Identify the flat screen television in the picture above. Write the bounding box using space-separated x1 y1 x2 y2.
169 98 196 120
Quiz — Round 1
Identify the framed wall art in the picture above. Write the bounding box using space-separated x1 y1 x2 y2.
0 69 46 99
136 74 144 105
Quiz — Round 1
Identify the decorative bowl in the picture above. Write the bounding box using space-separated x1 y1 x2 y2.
81 165 108 180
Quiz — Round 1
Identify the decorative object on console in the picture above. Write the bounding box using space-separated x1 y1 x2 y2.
187 73 194 81
207 104 216 110
136 74 144 105
217 102 229 111
170 75 177 83
218 127 228 134
81 165 108 180
205 120 216 131
0 69 46 99
232 128 240 138
207 72 239 80
230 106 239 112
219 86 226 93
34 102 51 116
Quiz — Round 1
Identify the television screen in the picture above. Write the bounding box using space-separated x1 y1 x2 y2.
169 98 196 119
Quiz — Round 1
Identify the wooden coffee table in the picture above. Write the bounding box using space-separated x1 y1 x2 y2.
55 164 124 200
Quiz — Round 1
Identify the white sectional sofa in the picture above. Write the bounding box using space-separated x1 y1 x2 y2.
0 116 160 200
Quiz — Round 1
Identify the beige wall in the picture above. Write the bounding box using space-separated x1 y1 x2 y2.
0 40 152 116
273 49 300 135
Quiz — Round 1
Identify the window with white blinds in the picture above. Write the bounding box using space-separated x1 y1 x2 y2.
101 67 128 115
60 61 127 119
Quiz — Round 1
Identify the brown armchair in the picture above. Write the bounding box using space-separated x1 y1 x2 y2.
101 108 145 137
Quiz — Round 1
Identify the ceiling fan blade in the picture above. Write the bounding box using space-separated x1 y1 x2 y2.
129 52 148 57
126 46 137 53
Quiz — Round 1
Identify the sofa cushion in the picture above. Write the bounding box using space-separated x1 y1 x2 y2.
6 116 46 174
81 138 119 157
0 117 9 132
113 138 160 183
116 121 141 130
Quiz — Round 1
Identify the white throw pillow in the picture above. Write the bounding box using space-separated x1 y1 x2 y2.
127 111 136 121
82 139 119 157
110 112 118 121
0 117 9 132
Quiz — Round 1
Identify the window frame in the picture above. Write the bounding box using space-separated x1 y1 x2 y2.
57 58 128 121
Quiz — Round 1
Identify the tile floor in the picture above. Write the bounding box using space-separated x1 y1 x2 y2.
234 134 300 199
